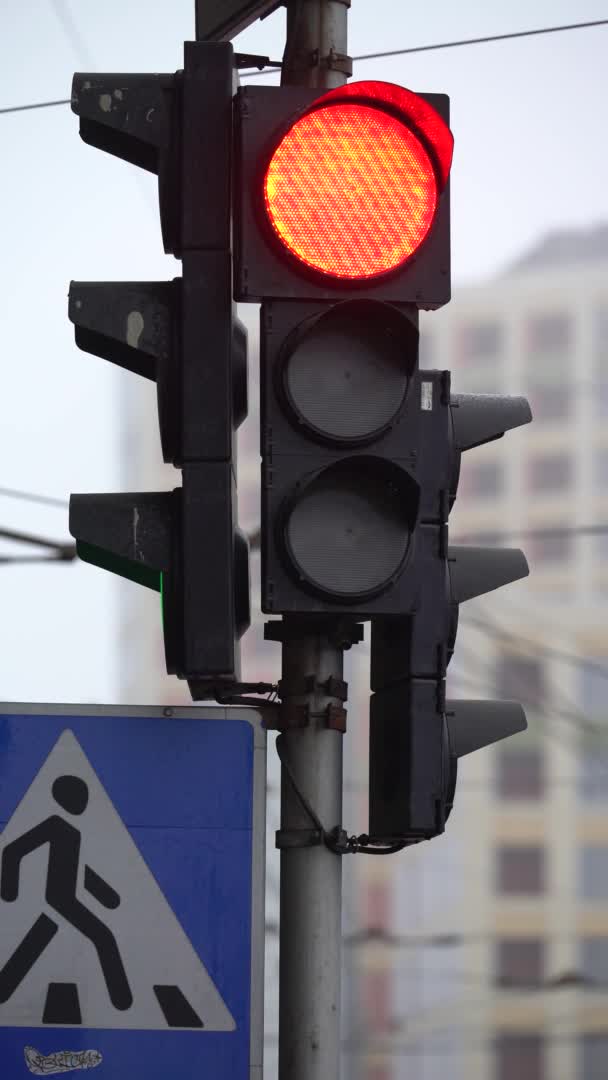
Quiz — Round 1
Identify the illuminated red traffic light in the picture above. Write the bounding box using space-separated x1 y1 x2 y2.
262 81 453 282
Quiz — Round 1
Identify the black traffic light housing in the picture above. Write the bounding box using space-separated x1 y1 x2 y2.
260 301 459 615
68 256 247 468
69 42 251 691
236 79 456 619
72 42 233 256
234 84 451 306
368 394 532 841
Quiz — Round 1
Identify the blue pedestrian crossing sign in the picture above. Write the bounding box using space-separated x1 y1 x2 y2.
0 704 266 1079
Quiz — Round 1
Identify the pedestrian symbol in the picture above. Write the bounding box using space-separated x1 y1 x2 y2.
0 730 235 1031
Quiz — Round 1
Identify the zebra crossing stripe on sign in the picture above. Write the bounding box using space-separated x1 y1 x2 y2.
0 729 235 1032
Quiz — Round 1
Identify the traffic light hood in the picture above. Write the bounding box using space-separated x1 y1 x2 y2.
445 700 527 759
312 80 454 187
451 393 532 452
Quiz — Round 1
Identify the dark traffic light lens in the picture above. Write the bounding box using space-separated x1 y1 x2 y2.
282 300 419 442
281 301 417 445
284 460 413 599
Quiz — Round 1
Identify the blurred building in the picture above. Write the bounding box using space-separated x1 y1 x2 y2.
349 224 608 1080
118 225 608 1080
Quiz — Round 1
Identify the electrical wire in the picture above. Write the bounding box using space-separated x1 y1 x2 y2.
49 0 94 67
0 98 70 116
453 522 608 543
462 606 608 684
2 18 607 113
266 1028 608 1056
241 17 608 77
342 927 607 948
3 482 601 549
0 486 68 509
456 614 608 742
453 642 608 751
248 520 608 551
275 733 409 855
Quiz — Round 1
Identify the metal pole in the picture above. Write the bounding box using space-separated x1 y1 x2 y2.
277 11 351 1080
277 626 345 1080
282 0 350 89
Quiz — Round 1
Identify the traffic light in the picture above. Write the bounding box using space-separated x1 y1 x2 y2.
368 392 532 841
234 79 452 303
232 76 532 841
233 79 454 615
68 42 250 693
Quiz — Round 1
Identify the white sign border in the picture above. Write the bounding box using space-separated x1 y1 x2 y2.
0 702 267 1080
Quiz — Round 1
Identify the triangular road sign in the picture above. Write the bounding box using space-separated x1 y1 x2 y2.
0 729 235 1031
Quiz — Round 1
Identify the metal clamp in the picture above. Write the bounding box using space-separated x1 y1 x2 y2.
266 702 347 732
276 827 323 849
315 47 353 78
277 675 347 700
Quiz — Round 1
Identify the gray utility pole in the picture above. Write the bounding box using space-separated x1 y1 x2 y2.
275 11 352 1080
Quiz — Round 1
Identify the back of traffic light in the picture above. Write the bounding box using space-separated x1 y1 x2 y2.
368 392 532 841
68 43 250 692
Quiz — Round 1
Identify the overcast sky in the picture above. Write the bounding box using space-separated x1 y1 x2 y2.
0 1 606 704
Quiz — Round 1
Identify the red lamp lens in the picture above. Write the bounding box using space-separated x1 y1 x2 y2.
263 101 438 280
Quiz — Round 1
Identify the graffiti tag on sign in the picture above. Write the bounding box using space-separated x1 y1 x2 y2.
24 1046 102 1075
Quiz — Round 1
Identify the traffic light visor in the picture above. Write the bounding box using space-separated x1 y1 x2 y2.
263 81 453 282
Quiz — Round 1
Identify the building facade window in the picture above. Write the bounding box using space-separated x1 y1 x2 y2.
527 313 571 352
579 1033 608 1080
460 321 503 360
495 1032 545 1080
495 938 545 987
527 531 573 565
418 331 434 368
579 746 608 802
595 306 608 347
496 846 545 895
594 448 608 489
594 306 608 418
579 847 608 901
595 532 608 566
525 319 571 423
462 460 503 498
580 937 608 987
579 668 608 799
527 455 572 493
365 881 390 931
496 655 544 706
361 970 392 1033
455 320 503 394
527 385 571 422
497 748 544 800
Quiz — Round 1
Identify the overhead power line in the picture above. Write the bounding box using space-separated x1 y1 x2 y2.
348 18 608 63
452 641 608 770
242 17 608 77
2 18 607 114
249 520 608 551
0 485 68 509
453 523 608 543
463 610 608 684
0 97 70 116
0 526 75 562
